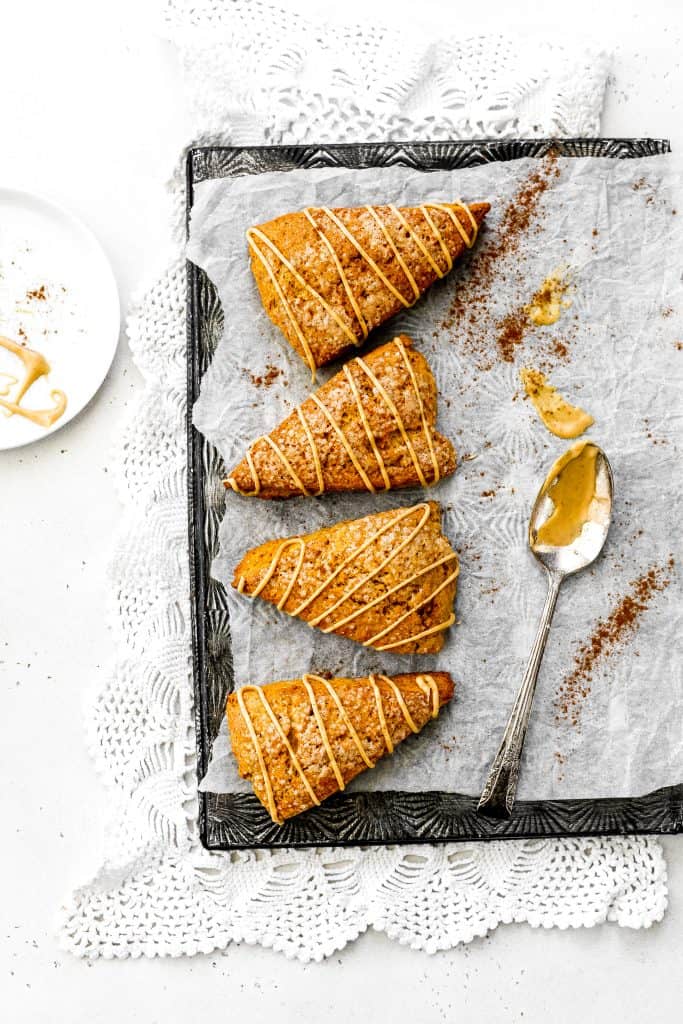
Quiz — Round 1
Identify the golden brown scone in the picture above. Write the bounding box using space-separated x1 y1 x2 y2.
227 671 454 822
225 336 455 499
231 501 458 654
247 200 490 373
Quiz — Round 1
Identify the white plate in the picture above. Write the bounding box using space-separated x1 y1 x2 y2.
0 188 120 450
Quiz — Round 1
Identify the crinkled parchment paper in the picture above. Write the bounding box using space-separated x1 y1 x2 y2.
188 156 683 800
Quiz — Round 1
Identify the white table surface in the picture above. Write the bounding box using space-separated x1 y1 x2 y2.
2 1 682 1020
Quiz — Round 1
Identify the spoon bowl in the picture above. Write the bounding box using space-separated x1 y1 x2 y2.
478 441 613 818
530 442 614 576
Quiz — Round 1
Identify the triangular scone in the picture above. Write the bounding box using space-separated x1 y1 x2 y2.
232 501 458 654
228 671 454 822
247 200 490 373
225 336 455 499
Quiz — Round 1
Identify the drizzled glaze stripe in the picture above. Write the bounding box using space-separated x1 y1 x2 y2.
275 539 307 610
289 504 431 617
318 206 412 307
249 203 480 372
369 675 394 751
309 392 376 493
306 504 432 627
425 202 479 251
416 674 440 718
236 687 279 822
237 503 458 652
301 675 345 790
235 446 260 496
420 205 453 270
364 564 460 647
376 613 456 652
225 338 440 498
364 204 420 300
235 673 442 822
262 434 311 496
296 405 324 495
248 227 359 345
241 684 320 819
379 674 419 733
304 209 369 339
320 551 458 633
239 537 306 610
228 409 324 498
247 235 318 379
395 336 440 484
389 205 446 278
354 353 428 487
343 364 392 491
311 675 375 768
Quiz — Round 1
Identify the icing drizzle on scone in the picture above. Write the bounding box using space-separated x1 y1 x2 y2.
225 337 442 498
236 502 459 652
247 203 480 376
236 673 441 823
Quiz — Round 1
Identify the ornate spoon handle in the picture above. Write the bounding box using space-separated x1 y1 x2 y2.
478 569 563 819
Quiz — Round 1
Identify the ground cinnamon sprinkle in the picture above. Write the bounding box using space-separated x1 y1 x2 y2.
496 271 571 361
497 154 561 241
555 558 674 727
529 276 561 311
439 152 561 367
551 338 569 360
520 330 574 375
26 284 47 301
247 364 284 388
497 309 528 361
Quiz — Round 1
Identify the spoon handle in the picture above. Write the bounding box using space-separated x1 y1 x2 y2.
478 570 563 819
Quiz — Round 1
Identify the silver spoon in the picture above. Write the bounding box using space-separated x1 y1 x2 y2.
478 441 613 818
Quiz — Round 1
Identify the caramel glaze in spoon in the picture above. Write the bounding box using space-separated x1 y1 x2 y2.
478 441 613 818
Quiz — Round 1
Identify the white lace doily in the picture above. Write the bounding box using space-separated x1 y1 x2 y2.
57 1 669 961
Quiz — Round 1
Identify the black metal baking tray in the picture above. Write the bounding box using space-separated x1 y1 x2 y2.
186 138 682 850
